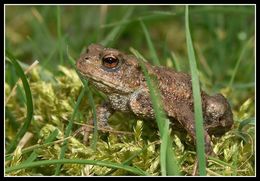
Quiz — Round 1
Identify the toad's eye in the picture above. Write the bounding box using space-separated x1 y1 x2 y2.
102 55 120 69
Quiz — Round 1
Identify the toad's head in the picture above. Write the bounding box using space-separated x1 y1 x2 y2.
76 44 143 94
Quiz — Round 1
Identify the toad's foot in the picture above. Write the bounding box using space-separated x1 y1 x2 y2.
74 102 114 145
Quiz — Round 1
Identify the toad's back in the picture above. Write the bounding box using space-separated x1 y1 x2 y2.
147 65 196 116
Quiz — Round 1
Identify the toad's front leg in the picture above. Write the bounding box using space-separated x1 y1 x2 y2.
81 101 114 144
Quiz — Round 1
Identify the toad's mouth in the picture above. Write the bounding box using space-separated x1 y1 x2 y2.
77 70 133 94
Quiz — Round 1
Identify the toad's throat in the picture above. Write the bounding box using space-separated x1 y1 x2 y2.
79 71 133 94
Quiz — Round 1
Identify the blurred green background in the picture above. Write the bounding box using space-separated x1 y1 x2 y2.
5 5 255 176
5 5 255 99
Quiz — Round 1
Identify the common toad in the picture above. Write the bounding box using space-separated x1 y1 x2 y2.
76 44 234 155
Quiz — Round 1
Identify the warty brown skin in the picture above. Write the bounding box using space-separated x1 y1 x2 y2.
76 44 234 155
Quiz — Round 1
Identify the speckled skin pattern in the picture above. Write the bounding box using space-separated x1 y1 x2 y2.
76 44 234 155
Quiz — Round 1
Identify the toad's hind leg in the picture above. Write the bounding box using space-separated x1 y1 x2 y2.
171 103 214 175
169 103 213 156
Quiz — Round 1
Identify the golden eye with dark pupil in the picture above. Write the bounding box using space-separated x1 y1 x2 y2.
102 56 119 69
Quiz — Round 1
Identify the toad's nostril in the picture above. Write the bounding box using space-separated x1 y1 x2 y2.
77 59 86 67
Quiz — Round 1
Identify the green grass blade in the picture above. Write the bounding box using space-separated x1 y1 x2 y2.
130 48 180 176
160 119 169 175
130 48 165 135
54 87 86 175
166 136 180 175
100 7 134 47
83 80 98 150
66 47 98 150
170 51 181 71
30 7 54 46
5 159 148 176
228 37 254 88
24 129 59 164
139 20 160 66
6 52 34 154
232 143 238 176
238 117 255 132
26 36 45 62
185 6 206 175
23 151 38 164
208 156 234 168
41 42 58 69
5 136 72 161
57 6 63 65
104 144 149 175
